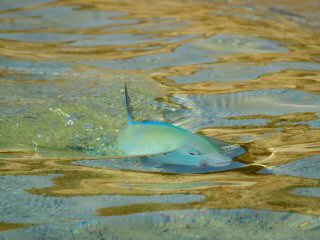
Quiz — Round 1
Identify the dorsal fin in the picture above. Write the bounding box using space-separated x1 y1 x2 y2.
125 83 133 125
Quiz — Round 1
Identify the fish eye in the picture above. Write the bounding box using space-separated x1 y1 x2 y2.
189 151 198 155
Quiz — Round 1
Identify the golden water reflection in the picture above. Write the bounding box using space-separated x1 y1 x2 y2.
0 0 320 236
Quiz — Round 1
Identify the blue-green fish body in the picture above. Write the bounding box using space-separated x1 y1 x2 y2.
116 85 232 167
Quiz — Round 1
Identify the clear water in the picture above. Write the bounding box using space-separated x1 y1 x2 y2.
0 0 320 239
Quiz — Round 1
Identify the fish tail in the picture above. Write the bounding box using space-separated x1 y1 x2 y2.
125 83 133 124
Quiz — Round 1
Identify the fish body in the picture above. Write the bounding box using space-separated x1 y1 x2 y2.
116 85 232 167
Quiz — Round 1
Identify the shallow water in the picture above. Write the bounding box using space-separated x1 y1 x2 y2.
0 0 320 239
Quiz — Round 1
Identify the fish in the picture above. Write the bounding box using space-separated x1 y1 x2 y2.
116 84 233 167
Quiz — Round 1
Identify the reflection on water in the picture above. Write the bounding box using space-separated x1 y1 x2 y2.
0 174 203 224
293 187 320 198
0 0 320 238
173 89 320 129
171 61 320 83
272 155 320 179
75 151 244 174
0 6 135 30
0 0 53 11
1 209 320 240
92 34 287 70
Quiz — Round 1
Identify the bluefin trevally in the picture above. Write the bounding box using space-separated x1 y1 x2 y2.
116 85 233 167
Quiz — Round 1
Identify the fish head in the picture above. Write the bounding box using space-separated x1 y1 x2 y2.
192 151 233 167
117 121 233 168
152 141 232 168
178 135 233 167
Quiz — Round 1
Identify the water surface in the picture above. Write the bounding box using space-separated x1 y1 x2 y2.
0 0 320 239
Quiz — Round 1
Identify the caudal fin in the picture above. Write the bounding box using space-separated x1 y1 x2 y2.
125 83 133 124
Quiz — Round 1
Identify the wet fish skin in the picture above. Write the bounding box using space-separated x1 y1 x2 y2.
116 85 232 167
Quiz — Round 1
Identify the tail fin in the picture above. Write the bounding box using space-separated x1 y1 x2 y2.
125 84 133 124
